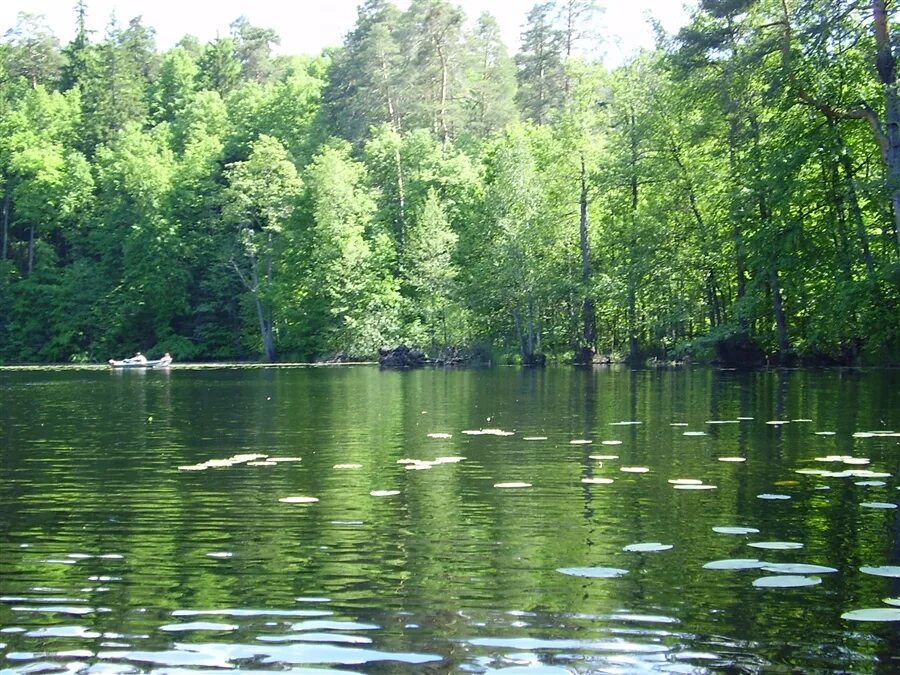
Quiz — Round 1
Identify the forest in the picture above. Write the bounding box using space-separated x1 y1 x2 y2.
0 0 898 366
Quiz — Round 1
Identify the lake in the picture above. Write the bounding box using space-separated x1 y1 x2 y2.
1 365 899 673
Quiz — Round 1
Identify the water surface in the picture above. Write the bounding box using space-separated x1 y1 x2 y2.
2 366 899 673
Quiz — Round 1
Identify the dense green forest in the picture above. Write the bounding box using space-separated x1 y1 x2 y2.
1 0 898 365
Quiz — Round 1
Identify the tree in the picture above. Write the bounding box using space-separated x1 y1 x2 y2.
516 2 565 125
294 143 400 357
2 12 64 89
222 135 302 362
461 12 518 139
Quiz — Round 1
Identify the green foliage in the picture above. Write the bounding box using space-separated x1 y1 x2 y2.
0 1 897 364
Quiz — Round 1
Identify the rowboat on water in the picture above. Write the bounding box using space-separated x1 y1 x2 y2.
108 353 173 369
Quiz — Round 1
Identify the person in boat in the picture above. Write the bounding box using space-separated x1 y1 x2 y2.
133 352 147 364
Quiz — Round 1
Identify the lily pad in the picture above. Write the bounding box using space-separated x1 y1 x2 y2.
860 502 897 509
278 496 319 504
669 479 704 485
683 431 707 436
712 526 760 535
427 433 452 439
581 478 614 485
523 436 548 441
761 563 838 574
610 421 641 426
752 575 821 588
569 439 593 445
623 542 673 552
369 490 400 497
589 454 619 460
841 608 900 622
601 440 623 445
620 467 650 473
883 597 900 607
855 480 886 487
557 566 628 578
748 541 804 550
703 559 766 570
333 463 362 469
860 566 900 578
814 431 836 436
757 494 791 500
494 482 532 488
718 457 747 462
674 484 717 490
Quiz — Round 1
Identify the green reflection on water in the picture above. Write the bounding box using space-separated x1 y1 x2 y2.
1 366 898 672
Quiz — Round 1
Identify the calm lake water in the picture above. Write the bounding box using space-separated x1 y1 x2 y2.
1 365 899 674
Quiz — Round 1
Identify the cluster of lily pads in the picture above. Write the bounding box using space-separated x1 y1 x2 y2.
183 418 897 622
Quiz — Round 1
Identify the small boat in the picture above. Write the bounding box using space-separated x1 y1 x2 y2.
108 354 173 369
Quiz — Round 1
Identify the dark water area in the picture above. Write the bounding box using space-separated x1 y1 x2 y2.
1 365 899 673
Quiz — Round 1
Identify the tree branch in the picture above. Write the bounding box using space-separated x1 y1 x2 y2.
778 0 889 160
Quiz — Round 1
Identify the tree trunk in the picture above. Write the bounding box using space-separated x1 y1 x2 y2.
1 187 9 262
838 147 877 279
770 267 789 362
578 154 596 353
27 225 34 275
872 0 900 250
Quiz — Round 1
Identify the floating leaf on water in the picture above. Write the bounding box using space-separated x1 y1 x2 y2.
814 431 836 436
718 457 747 462
569 439 593 445
463 428 514 436
766 420 790 425
610 421 642 426
849 470 891 478
861 502 897 509
433 456 466 464
748 541 804 550
757 494 791 500
620 467 650 473
669 479 704 485
712 526 760 535
589 454 619 460
523 436 548 441
278 496 319 504
853 432 876 438
707 420 739 424
623 542 673 553
860 566 900 578
405 462 433 470
178 464 208 471
841 608 900 622
702 559 766 570
601 440 623 445
683 431 707 436
206 552 233 559
246 461 277 466
370 490 400 497
761 563 838 574
557 566 629 578
737 417 755 420
674 484 717 490
670 423 689 427
427 433 452 439
796 468 830 475
843 458 871 465
494 482 532 488
268 457 302 463
773 480 799 487
333 463 362 469
581 477 615 485
752 575 821 588
883 597 900 607
855 480 886 487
